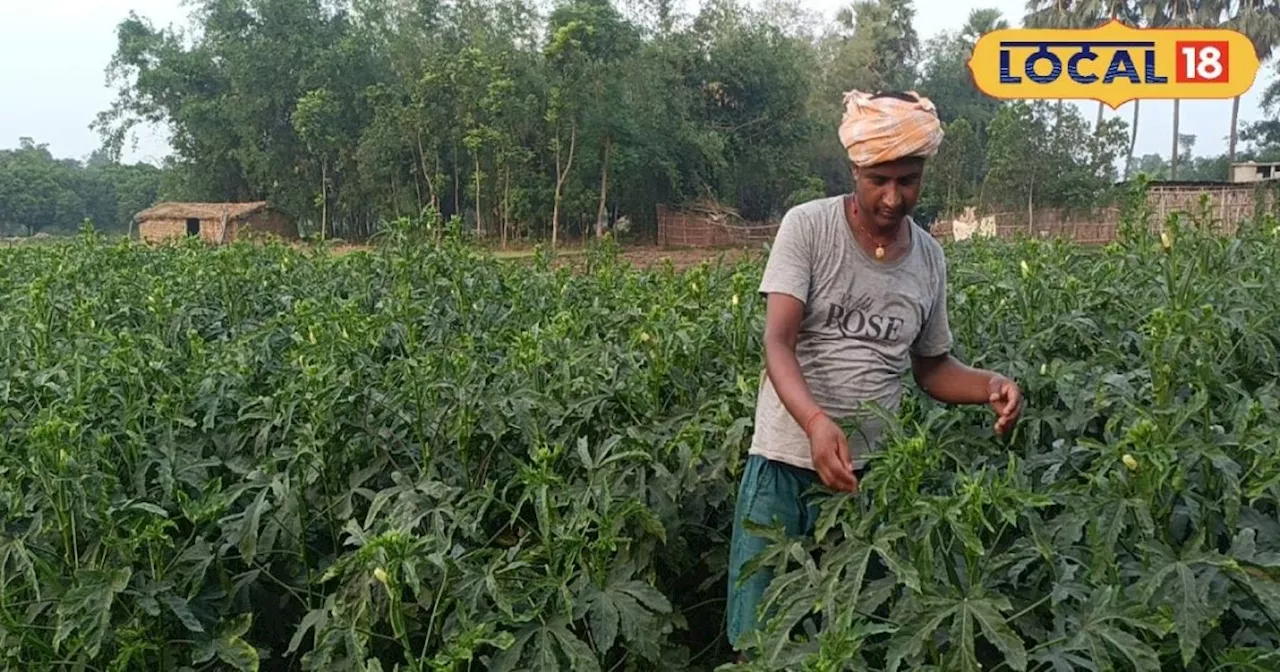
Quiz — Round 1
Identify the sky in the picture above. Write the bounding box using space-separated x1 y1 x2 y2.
0 0 1275 165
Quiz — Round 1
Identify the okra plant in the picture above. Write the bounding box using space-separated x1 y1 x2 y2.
0 202 1278 672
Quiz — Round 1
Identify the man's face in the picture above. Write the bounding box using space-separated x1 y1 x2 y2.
853 157 925 227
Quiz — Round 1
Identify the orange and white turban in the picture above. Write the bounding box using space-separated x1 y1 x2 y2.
837 90 944 167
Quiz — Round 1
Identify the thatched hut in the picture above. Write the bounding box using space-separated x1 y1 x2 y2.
133 202 299 244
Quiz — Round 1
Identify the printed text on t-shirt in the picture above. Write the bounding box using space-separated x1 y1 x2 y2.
822 294 907 342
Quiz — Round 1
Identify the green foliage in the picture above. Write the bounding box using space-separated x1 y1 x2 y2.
732 207 1280 670
89 0 1165 242
4 204 1280 670
982 102 1127 215
0 139 161 236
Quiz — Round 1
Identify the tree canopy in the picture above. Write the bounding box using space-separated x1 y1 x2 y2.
3 0 1277 242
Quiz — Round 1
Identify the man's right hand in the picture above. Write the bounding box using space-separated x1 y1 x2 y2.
806 413 858 493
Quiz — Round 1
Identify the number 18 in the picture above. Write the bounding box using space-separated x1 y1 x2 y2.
1176 42 1229 83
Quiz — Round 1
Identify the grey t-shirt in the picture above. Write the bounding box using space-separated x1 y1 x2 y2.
751 195 953 471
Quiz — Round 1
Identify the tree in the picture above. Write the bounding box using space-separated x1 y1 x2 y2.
77 0 1132 247
982 101 1128 221
1226 0 1280 166
927 117 981 216
1143 0 1228 179
982 102 1041 223
293 87 342 239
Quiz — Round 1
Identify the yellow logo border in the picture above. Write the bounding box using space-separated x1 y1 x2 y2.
966 18 1261 109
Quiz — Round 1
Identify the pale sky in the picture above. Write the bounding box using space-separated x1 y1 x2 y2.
1 0 1274 164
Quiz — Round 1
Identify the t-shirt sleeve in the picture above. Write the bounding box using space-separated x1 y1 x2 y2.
758 207 812 304
912 250 953 357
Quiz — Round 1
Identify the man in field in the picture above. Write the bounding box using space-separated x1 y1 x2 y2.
726 89 1023 654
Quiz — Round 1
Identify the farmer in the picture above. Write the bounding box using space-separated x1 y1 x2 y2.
726 89 1023 654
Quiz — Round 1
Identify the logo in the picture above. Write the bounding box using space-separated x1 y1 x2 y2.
967 19 1261 108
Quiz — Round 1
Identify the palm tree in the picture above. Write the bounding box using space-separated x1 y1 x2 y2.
962 7 1010 42
1024 0 1091 122
1078 0 1142 137
1145 0 1229 179
1024 0 1087 28
1226 0 1280 166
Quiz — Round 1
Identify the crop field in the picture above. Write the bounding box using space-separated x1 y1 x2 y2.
2 209 1280 672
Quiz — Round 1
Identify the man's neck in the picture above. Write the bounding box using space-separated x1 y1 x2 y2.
860 214 904 241
846 196 904 246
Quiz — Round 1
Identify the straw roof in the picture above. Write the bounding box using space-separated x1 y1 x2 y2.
134 201 271 223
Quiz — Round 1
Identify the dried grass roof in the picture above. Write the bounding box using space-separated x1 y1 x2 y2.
134 201 271 222
682 197 743 223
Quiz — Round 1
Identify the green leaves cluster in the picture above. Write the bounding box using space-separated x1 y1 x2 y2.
88 0 1182 240
4 196 1280 671
0 139 161 237
733 201 1280 670
0 226 761 669
95 0 824 241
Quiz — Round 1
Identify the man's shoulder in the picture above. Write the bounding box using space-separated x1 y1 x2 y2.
782 195 843 227
911 219 947 266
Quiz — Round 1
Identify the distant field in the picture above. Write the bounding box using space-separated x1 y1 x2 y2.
313 239 762 271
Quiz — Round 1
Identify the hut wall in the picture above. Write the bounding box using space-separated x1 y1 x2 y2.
203 218 229 242
232 211 297 240
138 210 297 244
138 218 203 243
138 217 224 242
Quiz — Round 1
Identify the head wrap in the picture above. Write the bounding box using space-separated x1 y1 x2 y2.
837 90 944 167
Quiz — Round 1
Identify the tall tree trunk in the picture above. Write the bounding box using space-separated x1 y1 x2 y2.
1027 171 1035 234
321 158 328 241
391 173 403 219
416 132 437 211
551 120 577 249
1229 95 1241 169
1125 100 1140 180
474 155 482 237
435 153 444 242
1170 100 1181 179
411 167 423 212
502 163 510 250
596 137 612 238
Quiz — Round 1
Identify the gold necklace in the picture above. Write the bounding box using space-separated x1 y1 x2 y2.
846 196 891 260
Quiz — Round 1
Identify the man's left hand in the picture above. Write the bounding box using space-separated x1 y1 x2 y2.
987 374 1022 436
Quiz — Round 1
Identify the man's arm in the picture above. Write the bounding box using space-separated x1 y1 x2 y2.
911 352 1022 436
763 293 824 426
908 246 1022 436
764 293 857 492
910 352 999 404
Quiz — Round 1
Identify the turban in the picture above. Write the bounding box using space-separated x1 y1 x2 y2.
837 90 944 167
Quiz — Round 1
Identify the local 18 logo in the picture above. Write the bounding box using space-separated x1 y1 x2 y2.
967 19 1261 108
